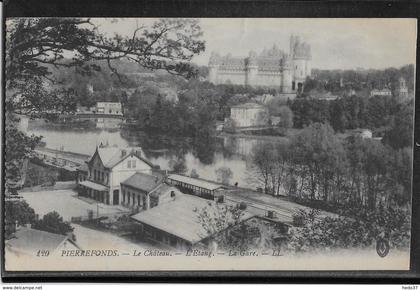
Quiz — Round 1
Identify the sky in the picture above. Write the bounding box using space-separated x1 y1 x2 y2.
95 18 417 70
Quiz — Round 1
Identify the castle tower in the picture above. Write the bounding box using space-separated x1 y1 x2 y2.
289 35 296 58
304 43 312 77
245 50 258 87
398 77 409 98
290 35 311 91
208 52 220 84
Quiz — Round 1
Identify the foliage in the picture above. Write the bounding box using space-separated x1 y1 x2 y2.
32 211 74 236
290 99 330 128
215 167 233 185
171 157 187 174
190 169 199 178
223 118 237 133
276 105 294 135
6 18 205 93
250 121 412 212
250 141 290 195
289 123 346 201
5 18 205 194
287 207 411 252
5 114 42 194
197 205 285 252
290 89 409 134
307 65 414 96
197 203 245 250
292 208 320 227
382 99 414 149
5 200 37 236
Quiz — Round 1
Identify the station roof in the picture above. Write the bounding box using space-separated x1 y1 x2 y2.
90 146 153 169
131 194 253 244
167 174 222 191
79 180 108 191
121 172 163 193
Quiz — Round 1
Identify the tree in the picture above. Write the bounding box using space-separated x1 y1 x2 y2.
290 123 346 201
32 211 74 236
223 118 237 134
5 114 42 195
190 169 200 179
197 204 287 252
215 167 233 185
250 143 278 194
345 137 392 210
197 203 246 251
290 99 330 128
382 100 414 149
171 157 187 174
287 207 410 253
276 106 294 134
329 99 348 132
5 18 205 194
5 200 37 236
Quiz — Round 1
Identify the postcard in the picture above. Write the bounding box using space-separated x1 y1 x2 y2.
3 17 416 273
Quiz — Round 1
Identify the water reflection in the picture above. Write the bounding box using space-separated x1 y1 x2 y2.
20 117 277 188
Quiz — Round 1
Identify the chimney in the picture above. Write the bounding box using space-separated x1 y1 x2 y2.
121 149 127 157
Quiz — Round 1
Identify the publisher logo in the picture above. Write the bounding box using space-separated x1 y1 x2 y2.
376 238 390 258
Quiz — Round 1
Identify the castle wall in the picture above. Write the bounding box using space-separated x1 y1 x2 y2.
256 71 282 87
215 70 247 85
281 70 293 93
305 61 312 77
208 36 311 92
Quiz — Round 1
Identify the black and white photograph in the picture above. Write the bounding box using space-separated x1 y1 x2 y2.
2 17 416 273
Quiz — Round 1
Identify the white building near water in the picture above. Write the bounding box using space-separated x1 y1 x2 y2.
352 129 373 139
96 102 123 115
370 88 392 97
230 103 269 128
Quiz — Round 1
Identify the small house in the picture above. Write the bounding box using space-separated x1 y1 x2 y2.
96 102 123 115
370 88 392 97
230 103 268 128
5 227 80 256
120 172 181 211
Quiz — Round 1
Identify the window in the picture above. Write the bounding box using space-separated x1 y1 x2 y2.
127 160 131 168
132 160 136 168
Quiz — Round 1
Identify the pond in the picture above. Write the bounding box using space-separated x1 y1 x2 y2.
19 116 285 188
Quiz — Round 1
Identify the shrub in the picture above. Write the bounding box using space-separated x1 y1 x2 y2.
239 202 247 210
